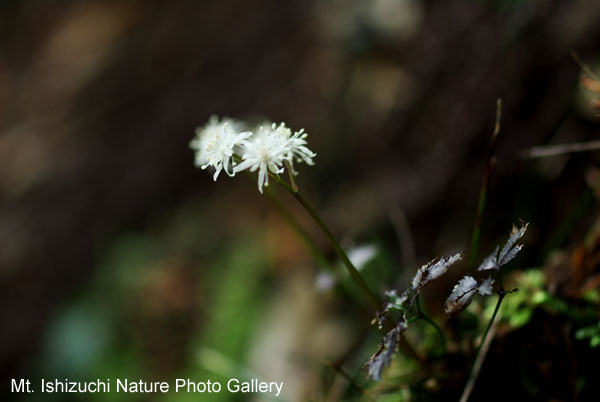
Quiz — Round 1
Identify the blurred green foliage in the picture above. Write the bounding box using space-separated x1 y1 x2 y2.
23 230 276 402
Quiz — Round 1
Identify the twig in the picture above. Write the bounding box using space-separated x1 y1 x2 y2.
469 98 502 268
522 140 600 159
325 362 374 402
459 290 505 402
571 51 600 81
388 205 417 272
458 309 499 402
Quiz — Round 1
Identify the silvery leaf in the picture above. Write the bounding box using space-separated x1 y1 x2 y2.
477 277 494 296
411 252 462 294
478 222 528 271
477 245 499 271
497 222 528 266
445 276 495 316
445 276 479 316
366 315 407 381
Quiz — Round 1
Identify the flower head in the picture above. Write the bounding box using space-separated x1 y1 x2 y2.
285 127 316 173
234 124 288 193
191 116 317 194
190 116 250 181
259 123 316 173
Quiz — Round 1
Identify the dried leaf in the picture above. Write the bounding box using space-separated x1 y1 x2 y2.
366 315 407 381
446 276 478 312
478 222 528 271
477 277 494 296
478 245 499 271
498 222 528 266
411 252 462 293
445 276 495 316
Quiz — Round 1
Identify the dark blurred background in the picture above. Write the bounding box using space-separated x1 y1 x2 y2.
1 0 600 401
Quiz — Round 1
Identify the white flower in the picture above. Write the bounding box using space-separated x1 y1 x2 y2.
285 128 316 172
234 124 288 193
192 117 317 193
269 123 316 174
190 116 250 181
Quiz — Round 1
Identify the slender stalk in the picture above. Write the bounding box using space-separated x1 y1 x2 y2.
459 290 506 402
255 165 424 365
285 160 298 192
571 51 600 81
325 361 373 402
523 140 600 159
469 189 487 268
469 99 502 268
274 175 381 312
234 158 426 365
416 296 446 353
264 188 334 271
421 314 446 351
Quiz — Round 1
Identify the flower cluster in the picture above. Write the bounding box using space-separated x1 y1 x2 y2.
190 116 316 193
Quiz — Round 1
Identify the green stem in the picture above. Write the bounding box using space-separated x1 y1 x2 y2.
272 175 427 366
264 189 334 271
274 175 381 312
468 188 486 268
468 99 502 269
284 160 298 192
235 154 426 364
480 292 504 352
416 296 446 353
459 290 506 402
422 314 446 350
